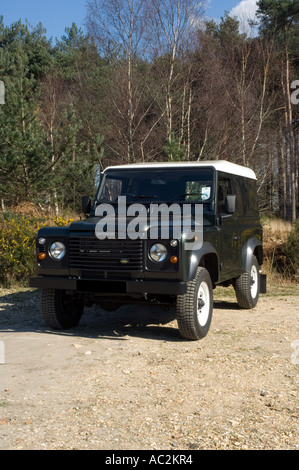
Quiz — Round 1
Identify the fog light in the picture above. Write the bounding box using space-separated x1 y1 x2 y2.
170 239 178 248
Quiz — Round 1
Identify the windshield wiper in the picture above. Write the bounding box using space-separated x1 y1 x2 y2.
119 194 159 201
96 194 158 205
133 194 158 199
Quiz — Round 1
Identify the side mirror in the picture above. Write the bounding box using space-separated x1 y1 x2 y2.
225 195 236 214
82 196 91 215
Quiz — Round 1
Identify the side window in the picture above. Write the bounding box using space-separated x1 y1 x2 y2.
248 180 259 215
237 177 258 216
217 175 232 213
101 177 123 202
238 178 249 215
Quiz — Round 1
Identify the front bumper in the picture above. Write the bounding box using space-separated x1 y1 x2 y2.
29 276 187 295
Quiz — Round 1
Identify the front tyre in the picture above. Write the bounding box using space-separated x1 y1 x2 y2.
176 267 213 340
234 255 260 309
41 289 84 330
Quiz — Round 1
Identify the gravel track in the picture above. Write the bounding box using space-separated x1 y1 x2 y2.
0 287 298 450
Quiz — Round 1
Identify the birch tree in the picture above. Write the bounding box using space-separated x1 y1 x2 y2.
148 0 205 160
257 0 299 221
86 0 148 163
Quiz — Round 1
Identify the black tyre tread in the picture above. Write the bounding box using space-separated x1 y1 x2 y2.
41 288 83 330
235 255 260 309
176 267 213 341
41 288 64 330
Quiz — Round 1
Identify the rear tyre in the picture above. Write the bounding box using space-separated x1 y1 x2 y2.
234 255 260 309
176 267 213 340
41 289 84 330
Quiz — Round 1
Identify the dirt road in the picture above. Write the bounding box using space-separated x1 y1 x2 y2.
0 287 298 450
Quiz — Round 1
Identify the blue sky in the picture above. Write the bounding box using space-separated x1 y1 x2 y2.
0 0 258 41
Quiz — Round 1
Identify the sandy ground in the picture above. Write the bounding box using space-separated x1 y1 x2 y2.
0 286 298 450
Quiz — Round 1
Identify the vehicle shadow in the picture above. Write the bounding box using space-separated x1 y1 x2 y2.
214 299 240 310
0 289 242 342
0 289 181 342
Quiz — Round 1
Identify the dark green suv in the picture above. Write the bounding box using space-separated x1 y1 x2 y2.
30 160 266 340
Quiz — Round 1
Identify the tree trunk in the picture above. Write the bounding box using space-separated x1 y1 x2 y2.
282 46 296 221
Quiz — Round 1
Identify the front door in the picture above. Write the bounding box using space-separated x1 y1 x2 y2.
217 173 242 281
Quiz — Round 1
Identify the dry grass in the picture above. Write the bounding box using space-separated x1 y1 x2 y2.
9 202 80 221
263 218 293 237
262 217 296 284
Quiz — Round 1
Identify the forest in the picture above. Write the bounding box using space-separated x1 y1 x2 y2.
0 0 298 221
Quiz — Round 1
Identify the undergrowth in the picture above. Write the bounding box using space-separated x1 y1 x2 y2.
0 209 75 287
262 217 299 283
0 206 298 288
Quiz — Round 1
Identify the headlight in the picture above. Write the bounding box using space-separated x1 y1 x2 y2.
49 242 66 260
149 243 167 263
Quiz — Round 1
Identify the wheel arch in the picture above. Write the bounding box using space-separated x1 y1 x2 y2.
242 237 263 271
186 242 219 285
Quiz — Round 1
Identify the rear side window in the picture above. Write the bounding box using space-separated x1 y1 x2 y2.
217 175 233 213
236 177 259 216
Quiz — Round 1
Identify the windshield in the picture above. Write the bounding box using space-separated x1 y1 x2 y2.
97 168 214 206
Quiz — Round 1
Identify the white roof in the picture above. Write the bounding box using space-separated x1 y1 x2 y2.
104 160 257 180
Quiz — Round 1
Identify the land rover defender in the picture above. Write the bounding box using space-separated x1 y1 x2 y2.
29 160 266 340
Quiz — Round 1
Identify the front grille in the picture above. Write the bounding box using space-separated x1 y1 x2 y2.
68 237 143 272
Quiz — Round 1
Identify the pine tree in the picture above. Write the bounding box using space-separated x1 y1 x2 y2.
0 20 50 205
39 23 105 212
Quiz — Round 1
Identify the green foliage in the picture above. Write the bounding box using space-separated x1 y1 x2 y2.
0 3 298 286
0 5 298 218
0 211 75 287
163 133 185 161
50 106 104 211
0 19 51 204
257 0 299 52
0 48 50 203
0 16 52 80
257 0 299 31
0 212 45 286
0 18 105 211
